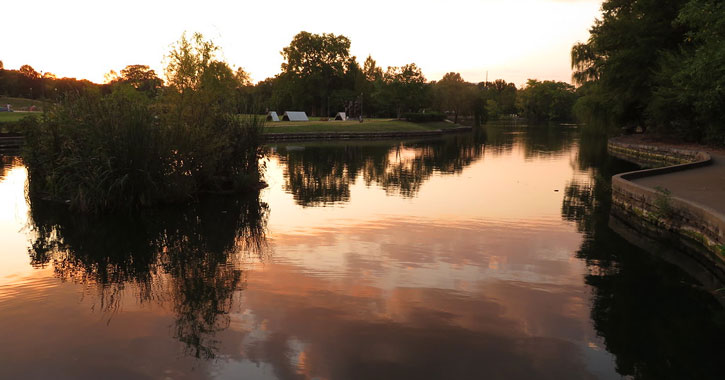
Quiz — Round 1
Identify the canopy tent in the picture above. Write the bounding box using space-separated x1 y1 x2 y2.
266 111 280 122
282 111 309 121
334 112 347 121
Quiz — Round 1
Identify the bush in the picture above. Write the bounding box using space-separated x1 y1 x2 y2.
23 89 264 214
23 33 265 214
402 112 446 122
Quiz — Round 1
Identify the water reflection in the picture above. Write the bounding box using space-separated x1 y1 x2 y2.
0 154 18 179
26 194 268 359
562 133 725 379
1 125 724 379
482 123 577 159
273 129 486 206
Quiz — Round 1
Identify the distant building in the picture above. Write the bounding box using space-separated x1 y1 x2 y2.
282 111 309 122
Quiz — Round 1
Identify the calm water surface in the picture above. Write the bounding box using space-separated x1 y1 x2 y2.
1 125 723 379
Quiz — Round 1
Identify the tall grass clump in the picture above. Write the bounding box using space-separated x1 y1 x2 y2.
23 33 265 214
24 88 166 213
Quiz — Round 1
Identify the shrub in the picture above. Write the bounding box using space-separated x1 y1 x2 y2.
23 89 264 214
23 33 265 214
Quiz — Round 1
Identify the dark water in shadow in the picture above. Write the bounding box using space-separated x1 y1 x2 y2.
0 125 723 379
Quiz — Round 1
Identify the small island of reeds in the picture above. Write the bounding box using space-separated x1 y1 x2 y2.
22 33 265 214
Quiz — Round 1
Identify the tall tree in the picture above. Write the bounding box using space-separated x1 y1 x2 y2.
518 80 576 123
19 64 40 79
117 65 163 96
381 63 428 118
280 31 351 115
434 72 468 123
571 0 688 131
649 0 725 142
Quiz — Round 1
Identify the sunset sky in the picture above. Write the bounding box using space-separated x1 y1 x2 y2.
1 0 602 86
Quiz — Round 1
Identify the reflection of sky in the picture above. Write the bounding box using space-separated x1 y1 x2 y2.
0 133 620 379
0 166 34 291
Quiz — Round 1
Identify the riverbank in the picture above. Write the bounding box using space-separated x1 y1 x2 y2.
264 119 459 134
608 135 725 276
263 119 471 141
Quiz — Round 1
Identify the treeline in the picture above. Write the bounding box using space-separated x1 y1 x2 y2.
572 0 725 143
0 62 98 101
246 32 578 123
1 31 580 124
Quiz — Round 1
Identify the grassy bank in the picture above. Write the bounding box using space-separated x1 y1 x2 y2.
263 119 459 134
0 112 39 123
0 96 47 111
0 112 42 133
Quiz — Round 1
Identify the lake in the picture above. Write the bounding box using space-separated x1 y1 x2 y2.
1 124 723 379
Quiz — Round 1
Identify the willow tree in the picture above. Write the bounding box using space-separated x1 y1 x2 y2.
571 0 688 132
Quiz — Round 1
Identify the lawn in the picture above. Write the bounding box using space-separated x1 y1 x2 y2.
263 118 461 134
0 96 47 111
0 112 38 123
0 112 42 133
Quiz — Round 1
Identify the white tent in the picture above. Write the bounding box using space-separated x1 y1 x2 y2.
334 112 347 121
266 111 280 122
282 111 309 121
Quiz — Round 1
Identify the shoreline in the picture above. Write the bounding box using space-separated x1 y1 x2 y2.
262 126 472 141
607 136 725 276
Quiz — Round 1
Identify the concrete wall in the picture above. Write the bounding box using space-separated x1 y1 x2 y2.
608 139 725 273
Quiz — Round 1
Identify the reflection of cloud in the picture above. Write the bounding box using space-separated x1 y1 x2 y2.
270 217 585 288
0 278 239 379
234 262 599 380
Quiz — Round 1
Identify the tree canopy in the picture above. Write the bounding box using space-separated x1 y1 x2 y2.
572 0 724 143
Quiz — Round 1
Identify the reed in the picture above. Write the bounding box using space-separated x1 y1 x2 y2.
23 86 264 213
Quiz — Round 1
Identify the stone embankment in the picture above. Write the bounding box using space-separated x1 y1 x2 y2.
608 137 725 276
263 126 472 141
0 133 24 152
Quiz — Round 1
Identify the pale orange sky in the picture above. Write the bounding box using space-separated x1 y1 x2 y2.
0 0 601 86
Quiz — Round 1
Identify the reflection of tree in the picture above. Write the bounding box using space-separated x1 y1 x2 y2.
562 137 725 378
479 123 578 160
276 128 487 206
520 124 577 159
27 194 268 359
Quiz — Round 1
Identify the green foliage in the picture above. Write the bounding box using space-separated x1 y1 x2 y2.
278 31 353 116
23 33 264 214
23 89 165 213
402 112 445 122
481 79 518 116
573 0 725 143
652 0 725 144
432 72 472 124
379 63 429 118
109 65 163 97
653 186 674 220
518 80 576 123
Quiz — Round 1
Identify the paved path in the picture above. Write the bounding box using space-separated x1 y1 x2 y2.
632 152 725 215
